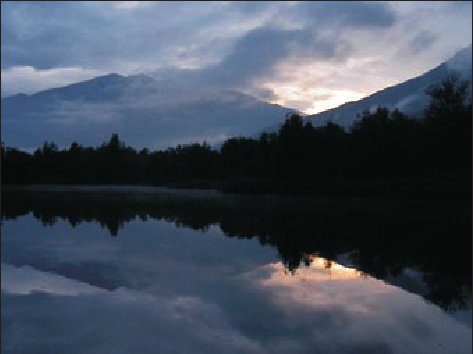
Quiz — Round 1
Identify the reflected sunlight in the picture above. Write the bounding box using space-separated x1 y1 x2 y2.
262 255 365 284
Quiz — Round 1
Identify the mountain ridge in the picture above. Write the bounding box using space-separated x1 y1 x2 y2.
2 45 471 150
306 45 472 128
1 73 291 150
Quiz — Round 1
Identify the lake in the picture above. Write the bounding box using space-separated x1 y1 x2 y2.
1 186 471 354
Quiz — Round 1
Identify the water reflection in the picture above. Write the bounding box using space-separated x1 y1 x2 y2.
242 260 471 354
2 186 470 313
1 187 471 354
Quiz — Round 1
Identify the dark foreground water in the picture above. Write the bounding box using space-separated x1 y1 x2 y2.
1 186 471 354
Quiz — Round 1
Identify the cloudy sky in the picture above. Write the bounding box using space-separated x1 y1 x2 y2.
1 1 472 113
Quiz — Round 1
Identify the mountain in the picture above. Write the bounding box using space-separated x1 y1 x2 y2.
306 45 472 128
3 46 471 151
1 73 291 150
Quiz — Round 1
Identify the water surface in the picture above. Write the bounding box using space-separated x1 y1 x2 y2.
1 186 471 354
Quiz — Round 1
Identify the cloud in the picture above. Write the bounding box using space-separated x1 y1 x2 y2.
2 289 264 354
397 31 438 56
2 189 473 353
111 1 150 10
1 2 108 70
201 26 348 89
0 1 272 72
1 66 103 97
1 1 471 113
409 31 437 54
1 263 106 296
296 1 396 29
2 213 472 354
0 1 395 75
180 1 397 90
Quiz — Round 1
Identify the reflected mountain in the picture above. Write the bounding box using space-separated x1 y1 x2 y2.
1 186 471 311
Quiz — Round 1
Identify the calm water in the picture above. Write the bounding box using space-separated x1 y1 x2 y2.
1 186 471 354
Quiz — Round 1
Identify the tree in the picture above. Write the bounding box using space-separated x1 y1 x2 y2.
41 141 58 154
106 133 124 151
425 74 470 121
69 141 81 152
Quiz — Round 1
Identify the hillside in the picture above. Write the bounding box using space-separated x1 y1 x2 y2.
307 45 472 128
1 73 291 150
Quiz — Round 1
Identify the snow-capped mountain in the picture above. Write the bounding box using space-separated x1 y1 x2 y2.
306 45 472 129
1 73 291 150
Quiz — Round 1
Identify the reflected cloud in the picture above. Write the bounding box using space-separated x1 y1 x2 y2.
1 263 106 296
238 257 471 354
264 255 365 282
2 187 471 312
1 207 472 354
243 258 384 312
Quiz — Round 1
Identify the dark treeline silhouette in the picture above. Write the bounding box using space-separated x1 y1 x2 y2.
2 187 471 311
2 76 471 199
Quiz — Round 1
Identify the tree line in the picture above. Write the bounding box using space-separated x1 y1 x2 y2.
2 76 471 198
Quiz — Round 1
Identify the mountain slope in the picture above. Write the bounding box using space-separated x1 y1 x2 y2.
1 74 291 150
307 45 472 128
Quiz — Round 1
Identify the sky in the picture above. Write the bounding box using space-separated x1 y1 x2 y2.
1 1 472 114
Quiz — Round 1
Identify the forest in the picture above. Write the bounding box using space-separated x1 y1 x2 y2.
2 76 471 199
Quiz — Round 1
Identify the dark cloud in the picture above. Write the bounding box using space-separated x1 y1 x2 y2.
1 1 394 73
1 1 239 70
394 31 438 58
1 2 106 69
295 1 397 29
250 87 279 101
201 26 348 88
193 1 397 88
406 31 437 55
